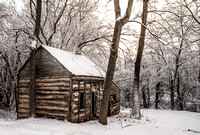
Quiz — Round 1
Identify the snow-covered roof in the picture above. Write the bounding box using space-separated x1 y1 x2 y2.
42 45 105 77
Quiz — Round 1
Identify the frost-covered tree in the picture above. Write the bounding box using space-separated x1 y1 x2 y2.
141 0 200 111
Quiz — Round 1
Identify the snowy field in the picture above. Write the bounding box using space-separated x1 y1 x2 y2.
0 109 200 135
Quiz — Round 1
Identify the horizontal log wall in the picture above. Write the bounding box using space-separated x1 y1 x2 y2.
18 77 70 120
18 75 120 122
18 78 30 118
35 77 70 120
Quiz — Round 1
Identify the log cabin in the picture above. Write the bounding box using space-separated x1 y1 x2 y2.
17 45 120 122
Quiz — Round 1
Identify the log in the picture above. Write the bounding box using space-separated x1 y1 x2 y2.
36 100 68 107
18 108 30 113
36 110 68 117
19 79 30 83
36 82 70 87
36 105 69 111
18 104 30 109
36 95 65 100
36 100 68 105
36 86 69 90
19 95 29 99
19 99 29 103
18 87 29 91
36 90 69 95
36 77 70 82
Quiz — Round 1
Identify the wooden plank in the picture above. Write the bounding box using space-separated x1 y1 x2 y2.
19 99 29 103
36 100 68 105
18 87 29 91
18 108 30 113
18 104 29 108
19 79 30 83
36 77 70 82
36 90 69 95
36 105 69 111
19 95 29 99
36 95 65 100
18 90 29 95
36 110 67 117
36 101 69 107
36 86 69 90
36 82 70 87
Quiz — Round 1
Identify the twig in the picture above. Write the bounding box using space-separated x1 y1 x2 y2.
188 129 200 134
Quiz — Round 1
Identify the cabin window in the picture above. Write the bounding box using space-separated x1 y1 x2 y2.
110 94 117 104
80 92 86 110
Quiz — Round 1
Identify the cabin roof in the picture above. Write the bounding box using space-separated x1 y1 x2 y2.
42 45 105 77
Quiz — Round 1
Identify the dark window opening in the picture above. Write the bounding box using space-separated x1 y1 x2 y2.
110 94 117 104
80 92 86 110
92 92 96 116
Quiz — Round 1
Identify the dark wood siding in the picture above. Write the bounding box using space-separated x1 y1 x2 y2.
35 77 70 120
18 46 72 79
18 77 70 120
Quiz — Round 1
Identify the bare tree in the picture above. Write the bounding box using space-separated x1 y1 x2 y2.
99 0 133 125
131 0 149 118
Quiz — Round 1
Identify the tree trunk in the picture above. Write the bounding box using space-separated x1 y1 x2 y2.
29 0 42 117
131 0 149 118
142 88 147 108
99 0 133 125
99 21 122 125
176 74 183 110
170 79 175 110
147 87 150 108
155 82 160 109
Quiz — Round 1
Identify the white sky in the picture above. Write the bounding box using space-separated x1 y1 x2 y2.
0 0 23 10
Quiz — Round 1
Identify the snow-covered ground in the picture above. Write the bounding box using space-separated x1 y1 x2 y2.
0 109 200 135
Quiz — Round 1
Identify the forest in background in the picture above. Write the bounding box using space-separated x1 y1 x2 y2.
0 0 199 113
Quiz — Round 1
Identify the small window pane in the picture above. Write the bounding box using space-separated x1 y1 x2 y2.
80 93 86 110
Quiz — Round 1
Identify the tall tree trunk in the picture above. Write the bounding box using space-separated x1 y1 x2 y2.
99 22 122 125
176 74 183 110
99 0 133 125
147 87 150 108
155 82 160 109
170 79 175 110
131 0 149 118
29 0 42 117
142 88 147 108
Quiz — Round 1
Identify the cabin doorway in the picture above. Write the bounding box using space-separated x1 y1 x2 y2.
91 92 96 117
